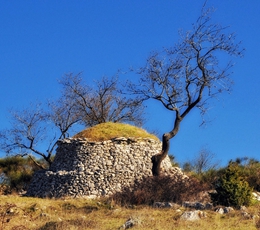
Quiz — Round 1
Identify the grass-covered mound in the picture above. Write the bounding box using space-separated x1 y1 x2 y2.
73 122 159 141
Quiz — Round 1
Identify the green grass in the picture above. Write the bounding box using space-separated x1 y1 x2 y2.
73 122 159 141
1 195 260 230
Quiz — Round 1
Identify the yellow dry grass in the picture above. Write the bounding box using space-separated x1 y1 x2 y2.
0 195 260 230
73 122 159 141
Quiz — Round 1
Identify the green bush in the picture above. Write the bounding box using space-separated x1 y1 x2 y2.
0 156 42 194
210 162 253 208
239 158 260 192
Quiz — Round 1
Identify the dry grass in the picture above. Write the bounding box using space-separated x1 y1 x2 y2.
0 195 260 230
73 122 159 141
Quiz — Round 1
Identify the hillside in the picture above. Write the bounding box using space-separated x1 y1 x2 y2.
0 195 259 230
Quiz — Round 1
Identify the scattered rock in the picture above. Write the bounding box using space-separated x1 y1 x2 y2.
252 192 260 201
241 211 252 219
214 206 235 214
215 207 224 214
119 218 137 229
240 206 248 211
205 203 213 210
180 210 206 221
224 207 234 213
6 208 15 214
182 202 213 210
153 202 180 209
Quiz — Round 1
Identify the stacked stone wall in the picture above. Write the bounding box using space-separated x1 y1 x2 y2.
26 137 185 198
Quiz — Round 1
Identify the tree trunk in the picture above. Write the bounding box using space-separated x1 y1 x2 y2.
151 133 170 176
151 114 182 176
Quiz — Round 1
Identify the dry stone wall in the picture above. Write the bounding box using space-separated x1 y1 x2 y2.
26 137 185 198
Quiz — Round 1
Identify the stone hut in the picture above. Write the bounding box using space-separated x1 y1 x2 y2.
26 123 185 198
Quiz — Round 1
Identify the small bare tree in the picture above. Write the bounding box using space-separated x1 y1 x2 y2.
127 6 244 176
0 101 80 167
60 73 144 127
184 148 219 174
0 104 49 167
194 148 219 174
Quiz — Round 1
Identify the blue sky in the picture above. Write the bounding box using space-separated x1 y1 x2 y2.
0 0 260 166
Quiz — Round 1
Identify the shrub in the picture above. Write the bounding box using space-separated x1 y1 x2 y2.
190 168 221 190
112 175 210 206
240 159 260 192
210 162 253 208
0 156 42 193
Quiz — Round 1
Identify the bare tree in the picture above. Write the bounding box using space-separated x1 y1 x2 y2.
0 100 81 167
59 73 145 127
0 104 49 167
48 96 80 139
0 74 145 166
127 6 244 176
191 148 219 174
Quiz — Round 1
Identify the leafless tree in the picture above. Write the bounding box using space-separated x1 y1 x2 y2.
0 104 50 167
127 6 244 176
0 100 81 167
192 148 219 174
59 73 144 127
0 74 145 167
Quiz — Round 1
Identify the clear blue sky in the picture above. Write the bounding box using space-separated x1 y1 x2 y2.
0 0 259 166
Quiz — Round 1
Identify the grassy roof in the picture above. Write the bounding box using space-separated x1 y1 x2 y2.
73 122 159 141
